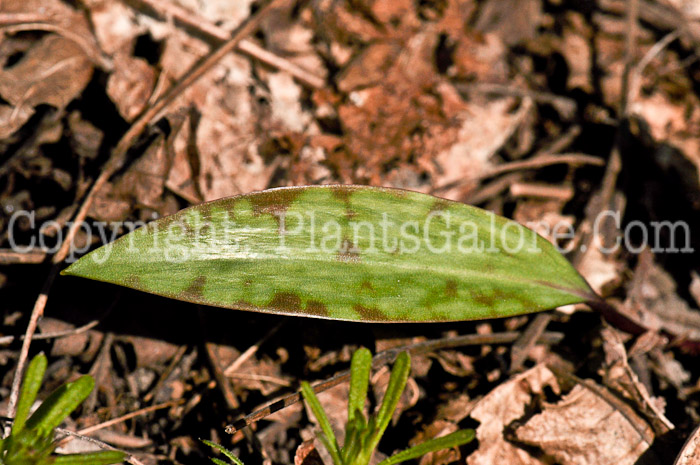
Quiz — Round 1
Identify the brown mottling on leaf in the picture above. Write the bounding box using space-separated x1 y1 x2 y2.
123 274 141 288
445 279 457 297
330 185 357 204
330 185 359 221
182 275 207 299
248 188 304 227
429 198 451 214
471 289 496 308
337 238 361 263
305 300 329 317
353 304 386 321
360 280 375 292
268 292 303 313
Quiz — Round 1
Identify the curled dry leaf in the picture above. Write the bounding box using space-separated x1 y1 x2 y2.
106 53 157 121
514 383 654 465
467 364 560 465
0 34 93 136
600 327 673 434
622 250 700 342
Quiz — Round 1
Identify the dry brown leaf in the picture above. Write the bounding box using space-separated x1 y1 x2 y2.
176 0 254 31
434 97 532 201
88 1 144 55
164 112 203 204
294 439 325 465
267 72 312 132
674 423 700 465
515 383 653 465
623 249 700 341
473 0 543 46
119 335 180 368
630 91 700 180
0 34 93 135
156 28 277 199
107 53 156 121
467 364 559 465
600 326 674 433
561 12 595 93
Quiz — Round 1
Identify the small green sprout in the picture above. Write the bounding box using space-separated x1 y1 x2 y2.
201 439 244 465
0 353 125 465
301 348 474 465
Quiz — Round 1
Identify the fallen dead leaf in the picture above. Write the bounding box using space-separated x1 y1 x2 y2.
623 249 700 342
600 326 674 433
467 364 560 465
0 34 93 136
515 383 654 465
106 53 157 121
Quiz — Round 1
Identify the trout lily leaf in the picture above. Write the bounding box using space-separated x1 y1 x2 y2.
62 185 594 322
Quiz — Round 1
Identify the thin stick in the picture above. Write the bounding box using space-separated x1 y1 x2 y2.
54 427 147 465
75 400 182 437
225 329 564 433
125 0 325 89
0 249 47 265
510 313 552 372
0 319 99 346
224 322 284 376
5 0 286 435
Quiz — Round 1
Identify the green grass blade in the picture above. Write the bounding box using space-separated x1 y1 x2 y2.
301 381 343 465
62 185 594 323
201 439 244 465
347 347 371 425
24 375 94 437
12 353 47 435
52 450 126 464
369 352 411 453
376 429 475 465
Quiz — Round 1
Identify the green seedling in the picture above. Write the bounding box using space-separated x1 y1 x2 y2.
1 353 125 465
200 439 244 465
62 185 594 323
301 348 474 465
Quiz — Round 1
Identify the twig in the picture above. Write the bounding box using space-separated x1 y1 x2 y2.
0 319 99 346
456 82 577 117
628 30 680 107
142 345 188 403
75 400 183 437
431 125 599 198
463 172 522 205
225 329 564 434
224 322 284 376
54 428 147 465
124 0 325 89
620 0 639 115
5 0 286 436
510 313 552 372
509 182 574 201
226 372 292 387
485 153 604 178
0 248 47 265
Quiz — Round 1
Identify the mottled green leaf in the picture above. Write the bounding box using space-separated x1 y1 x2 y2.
62 185 594 322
